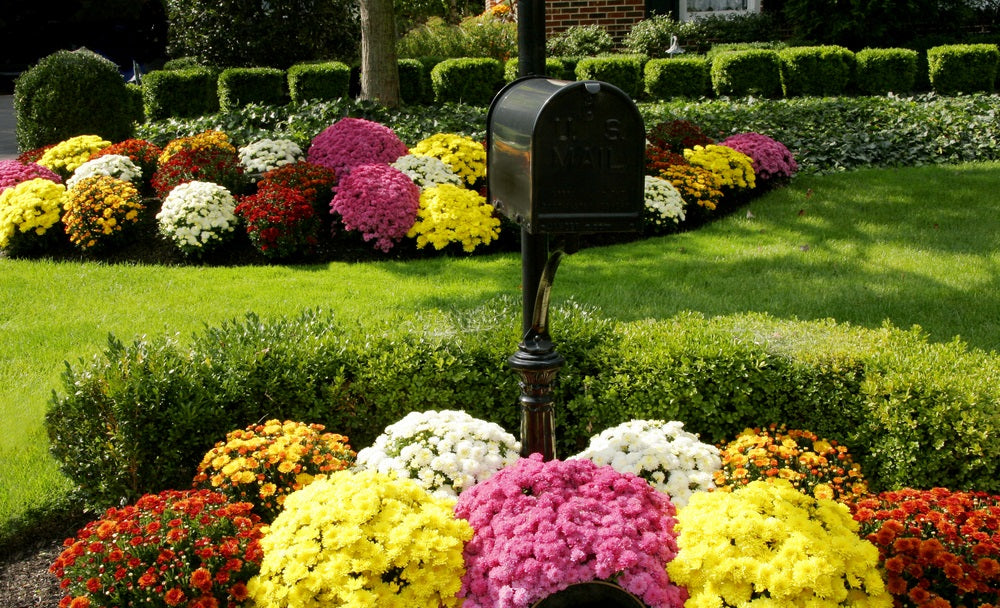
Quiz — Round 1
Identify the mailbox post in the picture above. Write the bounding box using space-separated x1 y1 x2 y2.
487 77 645 459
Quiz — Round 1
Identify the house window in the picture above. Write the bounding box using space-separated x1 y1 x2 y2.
679 0 760 20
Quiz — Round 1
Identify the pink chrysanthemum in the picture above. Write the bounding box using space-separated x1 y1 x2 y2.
0 159 62 192
454 454 686 608
307 118 408 177
330 163 420 252
719 132 798 183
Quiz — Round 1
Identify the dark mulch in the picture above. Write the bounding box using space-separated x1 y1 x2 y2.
0 539 65 608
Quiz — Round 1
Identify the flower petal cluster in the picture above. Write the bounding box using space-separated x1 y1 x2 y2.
721 132 799 183
158 130 236 166
66 154 142 190
0 177 67 249
668 479 891 608
642 176 687 234
645 145 689 176
714 424 869 502
684 144 757 190
156 180 238 256
194 419 355 522
355 409 520 500
659 163 723 211
151 146 245 199
307 117 408 177
573 419 719 507
0 159 62 192
49 489 265 608
851 487 1000 608
409 133 487 186
391 153 464 190
63 175 144 249
258 160 338 207
37 135 112 179
330 163 420 252
647 119 714 153
407 184 501 252
17 143 57 165
235 184 319 259
248 469 472 608
455 454 685 608
238 138 305 174
89 138 163 185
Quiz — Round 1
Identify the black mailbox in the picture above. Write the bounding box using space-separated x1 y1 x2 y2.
487 76 645 234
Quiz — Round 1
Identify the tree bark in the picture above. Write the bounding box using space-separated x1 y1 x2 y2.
359 0 401 108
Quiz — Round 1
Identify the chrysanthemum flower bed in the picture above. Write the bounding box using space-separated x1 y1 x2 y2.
1 116 798 263
48 412 1000 608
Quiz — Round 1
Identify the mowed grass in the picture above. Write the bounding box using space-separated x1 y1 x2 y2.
2 161 999 539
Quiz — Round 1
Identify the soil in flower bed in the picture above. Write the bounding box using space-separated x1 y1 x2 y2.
0 539 64 608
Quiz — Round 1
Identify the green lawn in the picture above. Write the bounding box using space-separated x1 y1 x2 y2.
2 161 999 541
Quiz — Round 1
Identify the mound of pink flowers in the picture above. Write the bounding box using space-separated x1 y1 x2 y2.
307 117 408 177
454 454 686 608
330 163 420 252
719 132 799 184
0 159 62 191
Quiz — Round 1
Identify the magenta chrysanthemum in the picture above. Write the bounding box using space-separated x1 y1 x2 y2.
330 163 420 252
307 118 408 177
454 454 686 608
719 132 799 183
0 160 62 192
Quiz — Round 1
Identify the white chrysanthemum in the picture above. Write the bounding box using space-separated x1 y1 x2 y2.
573 419 721 507
156 181 237 255
238 138 305 173
66 154 142 189
391 154 464 190
644 175 686 226
354 409 521 500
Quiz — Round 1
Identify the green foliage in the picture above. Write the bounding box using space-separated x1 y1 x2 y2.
778 45 856 97
398 17 466 58
430 58 504 105
574 55 648 99
710 49 783 98
397 14 516 62
621 14 682 57
504 58 569 82
13 48 136 151
141 68 220 121
547 24 616 57
644 57 711 100
164 0 359 69
676 12 780 53
456 12 517 62
927 44 1000 94
287 62 351 104
398 58 431 105
162 57 206 70
854 48 919 95
46 305 1000 509
217 67 288 112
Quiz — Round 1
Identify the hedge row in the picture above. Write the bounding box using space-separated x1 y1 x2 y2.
47 302 1000 510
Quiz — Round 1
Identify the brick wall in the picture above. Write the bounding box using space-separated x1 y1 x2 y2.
485 0 647 44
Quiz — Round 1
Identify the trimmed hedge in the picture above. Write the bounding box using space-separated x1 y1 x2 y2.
710 49 783 98
778 45 855 97
47 303 1000 509
430 57 504 105
218 67 288 112
287 61 351 103
927 43 999 94
575 55 648 99
854 48 919 95
644 57 711 99
504 57 571 82
141 67 220 120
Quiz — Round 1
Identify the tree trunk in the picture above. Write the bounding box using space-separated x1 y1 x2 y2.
359 0 401 108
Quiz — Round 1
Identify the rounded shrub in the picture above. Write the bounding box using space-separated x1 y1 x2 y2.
14 48 136 152
547 24 616 56
622 14 682 57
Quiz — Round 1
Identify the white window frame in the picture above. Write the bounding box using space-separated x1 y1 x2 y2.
678 0 759 21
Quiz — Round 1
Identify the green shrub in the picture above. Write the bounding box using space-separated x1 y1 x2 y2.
927 43 1000 94
398 58 429 105
287 61 351 103
622 14 682 57
430 57 504 105
398 17 467 59
456 12 517 62
644 57 711 100
679 12 778 51
503 57 569 82
710 49 783 98
46 306 1000 510
141 67 219 121
162 56 206 70
13 48 136 151
165 0 359 68
218 67 288 112
547 24 616 57
854 48 918 95
575 55 648 99
778 45 855 97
